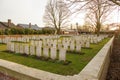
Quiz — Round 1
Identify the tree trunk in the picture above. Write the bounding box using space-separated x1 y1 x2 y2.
96 22 101 36
57 28 61 35
96 28 100 36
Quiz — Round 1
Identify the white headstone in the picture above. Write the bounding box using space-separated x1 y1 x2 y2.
58 44 62 49
58 40 61 43
43 40 47 47
86 41 90 48
26 37 29 42
43 47 49 57
59 48 66 61
38 41 42 47
94 37 97 43
54 40 57 44
81 41 85 47
50 47 57 59
19 45 24 54
24 45 29 55
47 43 51 47
70 42 75 50
63 44 68 50
11 43 15 52
30 45 35 55
52 43 56 48
36 46 42 57
76 44 81 52
15 43 19 53
90 39 93 43
31 40 34 45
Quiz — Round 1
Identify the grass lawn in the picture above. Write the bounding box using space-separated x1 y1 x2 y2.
0 38 110 75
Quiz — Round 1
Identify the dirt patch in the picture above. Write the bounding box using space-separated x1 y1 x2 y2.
0 72 18 80
106 34 120 80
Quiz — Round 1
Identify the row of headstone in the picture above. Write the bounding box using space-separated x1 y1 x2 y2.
7 42 66 61
33 36 89 51
0 35 60 44
0 35 108 44
31 39 82 52
73 34 108 44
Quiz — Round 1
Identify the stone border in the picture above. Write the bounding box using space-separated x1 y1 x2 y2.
0 36 114 80
73 36 114 80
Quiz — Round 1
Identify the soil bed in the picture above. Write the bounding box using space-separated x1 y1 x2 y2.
106 34 120 80
0 72 17 80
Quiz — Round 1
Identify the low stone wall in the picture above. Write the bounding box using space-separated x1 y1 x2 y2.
0 37 114 80
73 36 114 80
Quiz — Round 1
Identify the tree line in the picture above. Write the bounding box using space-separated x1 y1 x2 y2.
0 28 55 35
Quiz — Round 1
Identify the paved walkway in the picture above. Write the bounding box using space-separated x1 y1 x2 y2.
106 34 120 80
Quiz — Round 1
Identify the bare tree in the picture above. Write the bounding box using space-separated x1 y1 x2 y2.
69 0 115 36
67 0 118 36
43 0 71 34
84 0 116 36
109 0 120 6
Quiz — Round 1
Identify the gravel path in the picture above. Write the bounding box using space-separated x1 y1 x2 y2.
106 34 120 80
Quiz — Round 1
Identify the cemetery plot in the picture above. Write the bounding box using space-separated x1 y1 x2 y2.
0 35 110 75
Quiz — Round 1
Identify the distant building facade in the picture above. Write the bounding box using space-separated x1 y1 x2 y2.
17 23 41 30
0 19 15 29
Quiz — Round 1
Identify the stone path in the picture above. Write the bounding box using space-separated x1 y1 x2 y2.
0 72 17 80
106 34 120 80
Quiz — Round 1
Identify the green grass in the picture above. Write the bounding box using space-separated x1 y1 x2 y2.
0 38 110 75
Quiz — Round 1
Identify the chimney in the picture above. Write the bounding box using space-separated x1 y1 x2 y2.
29 23 31 28
8 19 11 27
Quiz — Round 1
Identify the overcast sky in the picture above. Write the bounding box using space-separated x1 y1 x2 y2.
0 0 48 27
0 0 120 27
